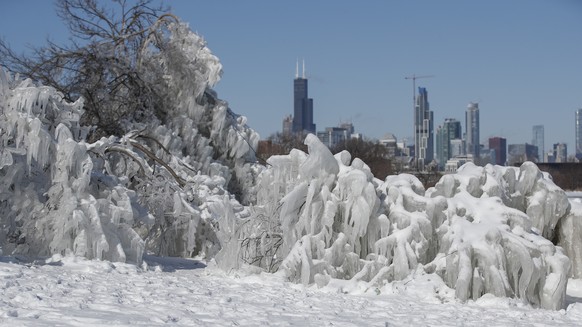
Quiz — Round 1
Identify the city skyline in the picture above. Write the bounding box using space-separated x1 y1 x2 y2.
1 1 581 149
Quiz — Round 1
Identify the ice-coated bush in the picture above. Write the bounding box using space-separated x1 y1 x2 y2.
242 136 572 310
249 136 441 286
427 163 570 310
0 19 261 264
556 200 582 279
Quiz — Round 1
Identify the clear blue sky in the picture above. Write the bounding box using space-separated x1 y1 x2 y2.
2 1 582 152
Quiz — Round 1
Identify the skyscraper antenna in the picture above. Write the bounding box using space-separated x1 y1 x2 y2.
302 58 305 79
295 59 299 79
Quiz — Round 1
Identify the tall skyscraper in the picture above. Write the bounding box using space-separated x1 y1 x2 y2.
414 87 434 168
576 109 582 159
553 143 568 163
436 118 462 170
532 125 544 162
488 137 507 166
292 60 315 134
465 102 480 159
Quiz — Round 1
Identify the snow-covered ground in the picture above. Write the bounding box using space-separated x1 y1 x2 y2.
2 255 582 326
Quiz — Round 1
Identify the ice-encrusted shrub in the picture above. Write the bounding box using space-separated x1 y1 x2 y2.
426 163 570 310
247 135 440 286
245 135 571 310
557 201 582 278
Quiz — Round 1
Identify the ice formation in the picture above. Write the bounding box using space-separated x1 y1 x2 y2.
427 163 570 310
0 18 579 310
0 21 260 264
557 200 582 279
246 138 573 310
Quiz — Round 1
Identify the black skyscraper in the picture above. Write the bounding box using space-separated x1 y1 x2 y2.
292 61 315 134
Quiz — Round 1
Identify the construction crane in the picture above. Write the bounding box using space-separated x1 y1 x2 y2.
404 74 434 109
405 74 434 170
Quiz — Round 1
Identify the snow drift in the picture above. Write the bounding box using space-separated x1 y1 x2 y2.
0 20 579 310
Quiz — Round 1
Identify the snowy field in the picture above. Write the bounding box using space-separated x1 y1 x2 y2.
2 255 582 326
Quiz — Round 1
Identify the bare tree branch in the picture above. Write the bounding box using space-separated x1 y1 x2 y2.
129 140 186 188
0 0 170 140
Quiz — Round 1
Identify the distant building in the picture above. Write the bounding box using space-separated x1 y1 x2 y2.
407 144 415 158
552 143 568 163
282 115 293 136
397 140 410 156
316 122 358 149
379 133 398 158
576 108 582 159
480 148 496 165
508 143 538 165
436 118 462 170
338 122 355 135
445 155 473 173
465 102 480 159
414 87 434 169
532 125 544 162
292 60 315 134
488 137 507 166
450 139 464 158
317 127 351 148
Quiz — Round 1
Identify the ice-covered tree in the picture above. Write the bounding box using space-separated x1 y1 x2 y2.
0 1 261 263
1 0 165 139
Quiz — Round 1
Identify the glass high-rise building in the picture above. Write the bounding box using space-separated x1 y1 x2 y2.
414 87 434 168
552 143 568 163
465 102 480 159
532 125 544 162
436 118 462 170
450 139 464 158
576 109 582 159
488 137 507 166
292 61 315 134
